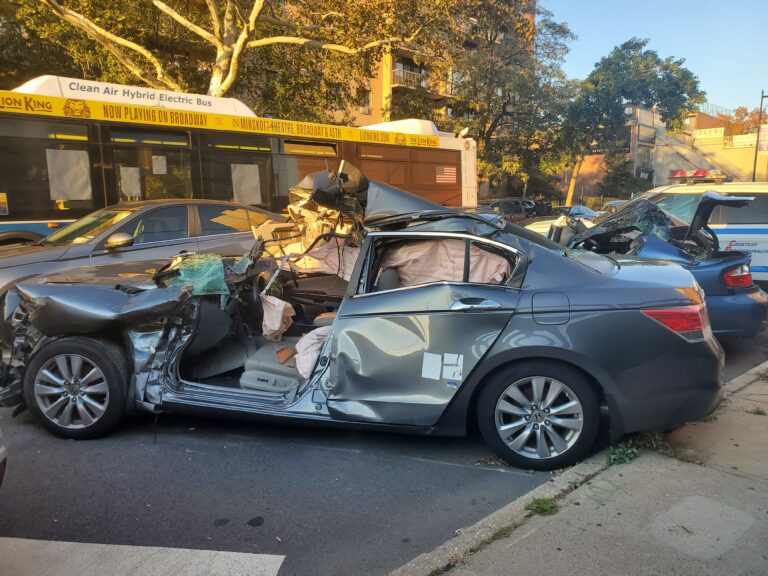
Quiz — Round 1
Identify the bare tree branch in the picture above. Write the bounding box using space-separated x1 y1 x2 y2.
214 0 266 96
245 25 425 54
152 0 221 48
222 1 238 43
205 0 223 39
256 12 343 33
38 0 182 91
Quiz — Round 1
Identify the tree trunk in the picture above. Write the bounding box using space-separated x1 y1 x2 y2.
565 157 583 206
208 47 233 96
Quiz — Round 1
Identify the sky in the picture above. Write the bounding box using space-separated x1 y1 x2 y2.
542 0 768 112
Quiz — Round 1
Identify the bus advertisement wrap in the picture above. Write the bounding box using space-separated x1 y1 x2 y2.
0 90 440 149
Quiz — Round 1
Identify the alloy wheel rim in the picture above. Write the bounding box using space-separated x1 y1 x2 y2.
34 354 109 429
494 376 583 460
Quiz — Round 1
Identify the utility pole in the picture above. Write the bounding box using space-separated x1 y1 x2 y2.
752 90 767 182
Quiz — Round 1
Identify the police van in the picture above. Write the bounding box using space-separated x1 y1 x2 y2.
638 172 768 286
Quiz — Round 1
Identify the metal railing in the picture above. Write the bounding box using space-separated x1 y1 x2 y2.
392 68 427 88
698 102 733 118
392 69 455 96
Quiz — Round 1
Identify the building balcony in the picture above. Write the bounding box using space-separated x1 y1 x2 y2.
392 69 427 89
391 69 455 98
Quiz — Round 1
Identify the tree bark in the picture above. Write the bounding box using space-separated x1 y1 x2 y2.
38 0 431 98
565 156 583 206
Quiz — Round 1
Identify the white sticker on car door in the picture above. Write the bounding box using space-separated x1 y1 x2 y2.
421 352 442 380
442 353 464 380
421 352 464 381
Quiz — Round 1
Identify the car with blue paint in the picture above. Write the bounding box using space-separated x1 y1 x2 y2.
551 191 768 339
635 182 768 288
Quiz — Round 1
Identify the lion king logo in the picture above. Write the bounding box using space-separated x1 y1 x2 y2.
63 99 91 119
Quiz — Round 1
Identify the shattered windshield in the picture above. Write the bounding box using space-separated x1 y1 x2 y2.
42 209 137 246
567 199 673 256
646 193 702 224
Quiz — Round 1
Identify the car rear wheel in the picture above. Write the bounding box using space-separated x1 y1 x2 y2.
477 361 599 471
23 337 128 439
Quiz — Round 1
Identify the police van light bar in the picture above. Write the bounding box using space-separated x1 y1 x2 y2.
669 169 726 182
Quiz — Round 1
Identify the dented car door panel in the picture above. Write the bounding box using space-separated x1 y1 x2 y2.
327 283 519 426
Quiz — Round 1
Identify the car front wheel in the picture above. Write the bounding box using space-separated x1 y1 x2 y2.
23 337 128 439
477 361 599 471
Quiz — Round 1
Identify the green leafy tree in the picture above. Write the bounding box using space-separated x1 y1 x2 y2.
389 1 574 197
563 38 705 201
14 0 465 122
598 150 653 199
716 106 767 136
0 0 80 89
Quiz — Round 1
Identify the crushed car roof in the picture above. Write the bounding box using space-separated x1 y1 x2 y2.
293 166 503 237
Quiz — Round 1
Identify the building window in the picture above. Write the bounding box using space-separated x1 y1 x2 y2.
359 89 372 115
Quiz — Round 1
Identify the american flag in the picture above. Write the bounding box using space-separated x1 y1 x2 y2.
435 165 457 184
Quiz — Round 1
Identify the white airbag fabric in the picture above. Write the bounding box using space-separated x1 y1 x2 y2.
380 239 510 287
288 238 360 281
295 325 333 379
260 294 295 341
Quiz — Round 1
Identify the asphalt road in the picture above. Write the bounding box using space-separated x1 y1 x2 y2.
1 330 766 576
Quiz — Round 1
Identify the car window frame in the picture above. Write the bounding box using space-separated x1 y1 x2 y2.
349 231 527 298
93 204 194 251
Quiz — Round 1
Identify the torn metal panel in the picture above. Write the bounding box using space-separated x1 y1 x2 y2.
15 281 186 336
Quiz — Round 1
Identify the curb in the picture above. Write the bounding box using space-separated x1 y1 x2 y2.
389 358 768 576
388 451 609 576
723 358 768 397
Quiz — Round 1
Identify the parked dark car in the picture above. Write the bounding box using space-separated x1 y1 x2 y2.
0 166 724 471
482 199 530 222
554 205 598 220
550 192 768 338
0 200 283 343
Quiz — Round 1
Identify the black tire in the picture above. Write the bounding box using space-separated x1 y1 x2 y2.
476 360 599 471
23 337 128 439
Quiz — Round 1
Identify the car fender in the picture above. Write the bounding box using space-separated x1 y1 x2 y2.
431 344 623 438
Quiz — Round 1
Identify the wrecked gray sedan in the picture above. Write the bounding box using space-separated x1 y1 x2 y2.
0 166 724 470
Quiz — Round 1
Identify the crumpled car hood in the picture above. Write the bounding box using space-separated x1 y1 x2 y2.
21 259 168 288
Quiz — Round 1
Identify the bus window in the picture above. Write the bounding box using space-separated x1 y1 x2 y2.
0 119 88 141
283 141 337 157
203 154 268 205
273 154 332 210
358 144 409 161
0 118 96 220
109 129 193 202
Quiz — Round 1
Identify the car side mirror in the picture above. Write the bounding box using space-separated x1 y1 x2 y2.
105 232 134 249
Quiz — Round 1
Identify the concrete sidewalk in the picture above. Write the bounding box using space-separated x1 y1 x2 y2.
394 374 768 576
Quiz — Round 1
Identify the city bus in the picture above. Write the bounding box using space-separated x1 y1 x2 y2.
0 75 477 244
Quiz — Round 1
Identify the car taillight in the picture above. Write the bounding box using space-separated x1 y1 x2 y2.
723 265 753 288
643 305 710 341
